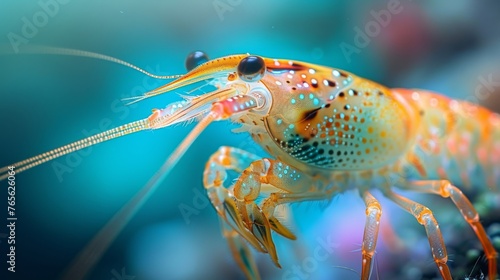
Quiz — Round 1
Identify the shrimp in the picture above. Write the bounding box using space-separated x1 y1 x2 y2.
0 50 499 280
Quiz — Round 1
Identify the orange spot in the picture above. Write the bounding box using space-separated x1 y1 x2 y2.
365 149 370 154
222 157 231 165
362 138 367 144
367 127 374 133
380 131 386 137
228 73 236 81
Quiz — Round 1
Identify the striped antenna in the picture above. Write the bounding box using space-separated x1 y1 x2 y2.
0 119 149 180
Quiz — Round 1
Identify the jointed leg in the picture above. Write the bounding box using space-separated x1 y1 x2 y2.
220 221 260 280
360 191 382 280
203 146 265 279
407 180 498 280
383 190 453 280
203 146 336 273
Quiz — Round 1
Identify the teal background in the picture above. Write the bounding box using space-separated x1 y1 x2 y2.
0 1 499 279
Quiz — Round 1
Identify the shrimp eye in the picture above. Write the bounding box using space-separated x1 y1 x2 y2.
237 56 266 82
185 51 209 71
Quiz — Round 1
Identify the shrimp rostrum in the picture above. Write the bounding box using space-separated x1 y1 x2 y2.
1 51 499 280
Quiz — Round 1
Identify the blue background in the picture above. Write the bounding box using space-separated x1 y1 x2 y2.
0 1 499 279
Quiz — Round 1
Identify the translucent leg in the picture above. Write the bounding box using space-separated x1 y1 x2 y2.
383 190 453 280
360 191 382 280
203 146 263 278
221 221 260 280
407 180 498 280
203 146 334 275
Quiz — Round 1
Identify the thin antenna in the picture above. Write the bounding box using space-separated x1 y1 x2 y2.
0 120 149 180
0 45 183 80
61 113 215 280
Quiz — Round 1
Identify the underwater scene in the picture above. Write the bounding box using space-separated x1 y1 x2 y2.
0 1 499 279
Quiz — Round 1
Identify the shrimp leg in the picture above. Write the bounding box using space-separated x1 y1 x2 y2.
360 191 382 280
382 190 453 280
202 146 263 280
204 147 342 277
406 180 498 280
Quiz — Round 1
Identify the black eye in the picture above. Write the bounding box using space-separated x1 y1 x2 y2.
185 51 209 71
237 56 266 82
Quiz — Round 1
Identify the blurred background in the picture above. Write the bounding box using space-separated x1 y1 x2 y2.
0 0 499 279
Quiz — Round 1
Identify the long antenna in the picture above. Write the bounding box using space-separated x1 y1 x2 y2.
0 45 183 80
61 113 215 280
0 120 149 180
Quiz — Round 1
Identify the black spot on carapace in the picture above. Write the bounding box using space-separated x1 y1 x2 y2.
378 91 384 96
419 110 425 116
352 89 359 96
325 103 331 108
292 87 297 90
344 105 350 110
267 63 306 73
325 80 336 87
311 82 318 88
339 71 348 78
302 107 321 121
